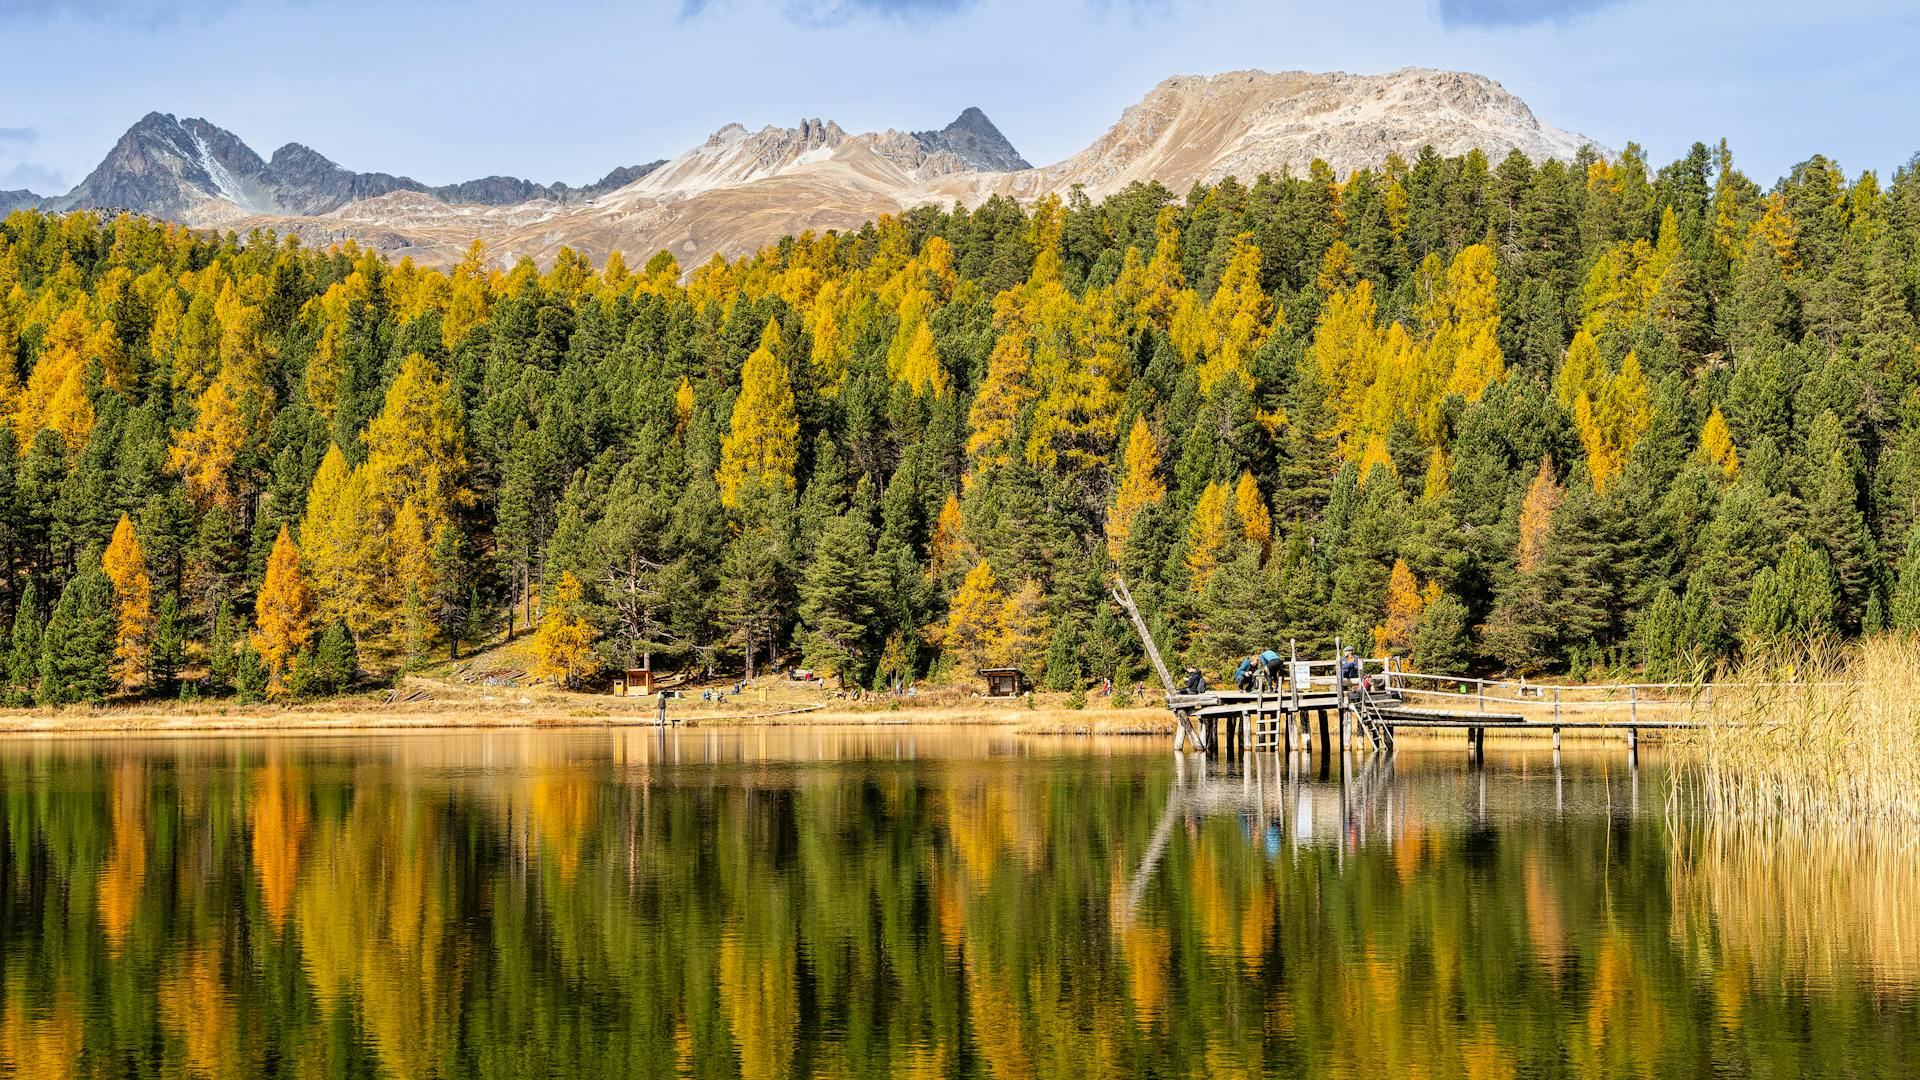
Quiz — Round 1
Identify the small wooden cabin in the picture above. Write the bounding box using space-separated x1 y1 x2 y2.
982 668 1027 698
613 669 656 696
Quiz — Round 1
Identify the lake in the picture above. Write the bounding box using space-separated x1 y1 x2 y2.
2 726 1916 1078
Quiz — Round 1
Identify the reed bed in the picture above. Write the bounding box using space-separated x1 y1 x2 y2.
1670 636 1920 826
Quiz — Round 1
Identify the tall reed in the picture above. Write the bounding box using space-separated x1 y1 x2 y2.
1670 635 1920 825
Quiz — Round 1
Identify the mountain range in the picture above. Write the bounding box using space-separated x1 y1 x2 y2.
5 68 1598 268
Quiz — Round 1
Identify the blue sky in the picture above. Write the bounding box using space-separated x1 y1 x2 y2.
2 0 1916 195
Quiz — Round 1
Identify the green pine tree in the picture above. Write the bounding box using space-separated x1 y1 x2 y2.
37 563 115 706
6 580 42 707
796 513 884 687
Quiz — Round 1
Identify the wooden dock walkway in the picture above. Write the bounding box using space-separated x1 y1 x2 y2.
1110 575 1705 760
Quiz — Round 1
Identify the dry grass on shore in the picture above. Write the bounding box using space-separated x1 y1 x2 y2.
0 673 1174 737
1671 636 1920 825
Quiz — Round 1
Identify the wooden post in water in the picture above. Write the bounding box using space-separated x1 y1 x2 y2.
1335 637 1350 754
1553 686 1561 725
1630 684 1639 725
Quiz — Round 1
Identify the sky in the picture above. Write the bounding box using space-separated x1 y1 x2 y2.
2 0 1917 196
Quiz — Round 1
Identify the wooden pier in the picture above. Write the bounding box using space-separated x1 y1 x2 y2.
1111 576 1702 760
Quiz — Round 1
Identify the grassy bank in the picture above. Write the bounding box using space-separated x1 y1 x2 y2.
0 673 1176 737
1671 636 1920 825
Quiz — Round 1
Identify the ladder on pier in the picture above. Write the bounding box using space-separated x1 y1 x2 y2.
1349 688 1394 752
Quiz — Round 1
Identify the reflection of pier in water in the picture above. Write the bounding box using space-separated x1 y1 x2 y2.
1123 747 1647 918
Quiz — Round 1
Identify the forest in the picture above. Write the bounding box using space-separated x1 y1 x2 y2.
0 136 1917 702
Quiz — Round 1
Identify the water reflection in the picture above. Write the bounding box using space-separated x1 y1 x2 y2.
0 729 1916 1079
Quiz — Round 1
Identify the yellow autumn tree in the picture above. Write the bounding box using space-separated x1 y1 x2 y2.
299 444 381 634
1698 406 1740 478
1308 280 1390 459
716 319 799 506
532 571 600 688
1749 192 1800 272
1421 447 1451 502
929 493 970 580
1574 350 1652 491
357 352 471 650
937 561 1007 672
101 514 154 690
673 376 695 435
13 308 97 454
1516 458 1563 574
1196 234 1276 395
887 295 950 396
169 378 246 511
993 578 1050 674
1106 417 1166 563
253 526 315 693
1232 471 1272 554
1373 559 1423 656
1184 481 1234 592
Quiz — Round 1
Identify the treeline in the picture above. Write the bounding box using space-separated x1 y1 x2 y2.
1 136 1918 700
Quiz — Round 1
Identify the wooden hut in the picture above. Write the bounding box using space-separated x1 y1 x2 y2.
614 669 655 696
982 668 1027 698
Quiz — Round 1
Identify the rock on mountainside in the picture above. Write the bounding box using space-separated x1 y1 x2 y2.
35 112 664 222
30 68 1597 269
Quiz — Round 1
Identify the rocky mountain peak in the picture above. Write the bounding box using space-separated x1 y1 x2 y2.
913 107 1029 172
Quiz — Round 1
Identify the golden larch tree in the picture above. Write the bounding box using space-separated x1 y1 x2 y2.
1184 481 1234 592
1232 471 1272 553
532 571 601 688
929 493 971 580
254 526 316 693
937 560 1008 673
1698 406 1740 478
1516 459 1563 574
169 378 246 511
1196 235 1276 396
716 319 800 506
13 308 97 454
299 444 382 635
1106 417 1166 563
1374 559 1424 656
101 514 154 690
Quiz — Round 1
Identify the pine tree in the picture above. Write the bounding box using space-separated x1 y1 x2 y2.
101 514 154 691
797 513 885 686
253 526 315 693
1891 529 1920 632
1411 589 1472 674
5 580 41 707
37 561 115 706
150 594 185 694
208 599 238 692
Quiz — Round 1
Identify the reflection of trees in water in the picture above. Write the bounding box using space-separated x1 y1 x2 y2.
0 743 1917 1078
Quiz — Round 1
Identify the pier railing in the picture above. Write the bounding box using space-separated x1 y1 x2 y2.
1382 666 1855 722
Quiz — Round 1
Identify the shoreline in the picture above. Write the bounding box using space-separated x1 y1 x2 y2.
0 694 1179 738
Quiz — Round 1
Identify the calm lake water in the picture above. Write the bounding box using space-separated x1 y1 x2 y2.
2 726 1917 1079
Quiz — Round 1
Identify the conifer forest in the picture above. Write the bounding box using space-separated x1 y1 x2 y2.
3 140 1918 702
